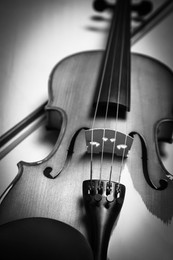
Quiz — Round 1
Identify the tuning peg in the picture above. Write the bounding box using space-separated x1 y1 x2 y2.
93 0 153 16
93 0 114 12
132 1 153 16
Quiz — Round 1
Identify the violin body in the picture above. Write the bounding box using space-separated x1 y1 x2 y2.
0 51 173 259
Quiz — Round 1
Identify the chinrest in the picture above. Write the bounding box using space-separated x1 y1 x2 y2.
0 217 93 260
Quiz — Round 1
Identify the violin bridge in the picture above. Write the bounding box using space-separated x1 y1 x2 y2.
85 128 133 157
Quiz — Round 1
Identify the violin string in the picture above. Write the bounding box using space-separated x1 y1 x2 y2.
99 55 116 183
118 16 130 184
90 12 116 182
99 12 121 184
118 130 128 183
109 1 129 184
118 56 130 183
117 1 131 184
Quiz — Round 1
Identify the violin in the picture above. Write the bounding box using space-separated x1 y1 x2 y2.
0 0 173 259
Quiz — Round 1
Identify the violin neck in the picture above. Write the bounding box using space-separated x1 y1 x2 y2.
97 0 131 113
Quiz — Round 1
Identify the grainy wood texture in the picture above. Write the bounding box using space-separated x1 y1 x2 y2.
0 51 173 260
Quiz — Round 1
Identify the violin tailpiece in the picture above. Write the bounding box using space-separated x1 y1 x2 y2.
83 179 125 260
